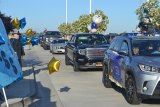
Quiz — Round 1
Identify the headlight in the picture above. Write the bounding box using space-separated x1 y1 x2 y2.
46 38 49 42
78 49 86 55
139 64 159 72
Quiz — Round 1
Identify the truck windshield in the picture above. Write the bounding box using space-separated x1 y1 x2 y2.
76 34 107 45
132 40 160 56
45 31 62 38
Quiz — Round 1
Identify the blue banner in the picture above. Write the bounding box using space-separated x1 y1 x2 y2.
0 19 23 88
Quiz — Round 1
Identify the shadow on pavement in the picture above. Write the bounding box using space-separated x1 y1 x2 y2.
29 82 58 107
59 86 71 92
111 83 160 105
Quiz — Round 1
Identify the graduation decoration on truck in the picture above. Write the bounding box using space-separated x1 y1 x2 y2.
88 14 102 33
0 19 23 88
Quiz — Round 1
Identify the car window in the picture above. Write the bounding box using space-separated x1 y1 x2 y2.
120 41 129 54
109 39 122 52
70 35 75 42
109 39 116 50
132 40 160 56
75 34 107 45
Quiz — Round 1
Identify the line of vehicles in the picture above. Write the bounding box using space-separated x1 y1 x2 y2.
38 31 160 105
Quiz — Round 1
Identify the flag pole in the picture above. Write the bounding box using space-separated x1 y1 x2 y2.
2 87 9 107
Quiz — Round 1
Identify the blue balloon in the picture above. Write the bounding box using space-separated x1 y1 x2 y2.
19 17 26 29
31 37 39 46
0 33 5 45
20 35 28 46
91 22 97 29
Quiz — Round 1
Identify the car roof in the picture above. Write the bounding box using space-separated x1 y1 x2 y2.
114 33 160 41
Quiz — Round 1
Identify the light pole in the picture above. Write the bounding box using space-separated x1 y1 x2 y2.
90 0 92 14
66 0 68 25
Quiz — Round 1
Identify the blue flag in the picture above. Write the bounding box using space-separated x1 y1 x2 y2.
0 19 23 88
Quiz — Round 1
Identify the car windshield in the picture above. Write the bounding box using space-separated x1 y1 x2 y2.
76 34 107 45
45 31 61 38
53 40 68 44
132 40 160 56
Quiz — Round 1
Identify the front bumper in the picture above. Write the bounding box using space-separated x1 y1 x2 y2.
77 55 104 69
53 49 65 53
135 71 160 98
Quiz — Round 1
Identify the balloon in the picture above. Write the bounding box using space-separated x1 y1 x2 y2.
20 35 28 46
31 37 39 46
0 33 5 45
12 17 20 30
93 15 102 24
26 38 31 44
91 22 97 29
26 29 32 36
48 57 60 74
19 17 26 29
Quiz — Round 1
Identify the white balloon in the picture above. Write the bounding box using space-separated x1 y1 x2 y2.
91 29 97 33
87 25 91 31
93 15 102 24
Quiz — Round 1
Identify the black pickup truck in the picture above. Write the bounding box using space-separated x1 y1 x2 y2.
65 33 109 71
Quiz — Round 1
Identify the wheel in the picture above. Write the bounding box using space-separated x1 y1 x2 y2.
65 54 70 65
102 63 112 88
44 45 47 50
125 75 142 105
73 57 80 72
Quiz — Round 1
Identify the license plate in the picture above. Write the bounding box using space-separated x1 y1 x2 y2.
96 62 102 67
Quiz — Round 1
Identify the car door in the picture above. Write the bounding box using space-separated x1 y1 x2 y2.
108 38 123 83
66 35 76 61
118 40 130 86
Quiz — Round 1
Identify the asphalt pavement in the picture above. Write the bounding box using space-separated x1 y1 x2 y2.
26 45 160 107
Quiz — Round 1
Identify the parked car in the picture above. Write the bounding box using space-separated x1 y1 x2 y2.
50 39 68 54
65 33 109 71
103 33 160 104
41 31 62 50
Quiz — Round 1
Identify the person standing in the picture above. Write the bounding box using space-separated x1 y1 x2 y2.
10 29 25 67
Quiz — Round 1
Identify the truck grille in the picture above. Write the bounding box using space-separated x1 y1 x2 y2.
86 48 106 59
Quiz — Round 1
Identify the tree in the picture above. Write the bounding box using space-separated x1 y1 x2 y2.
0 12 13 34
136 0 160 33
58 10 109 35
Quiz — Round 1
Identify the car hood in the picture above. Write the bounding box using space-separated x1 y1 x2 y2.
133 56 160 67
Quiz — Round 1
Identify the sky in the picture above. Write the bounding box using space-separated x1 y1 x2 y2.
0 0 144 34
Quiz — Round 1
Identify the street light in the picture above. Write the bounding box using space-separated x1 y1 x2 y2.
66 0 68 25
90 0 92 14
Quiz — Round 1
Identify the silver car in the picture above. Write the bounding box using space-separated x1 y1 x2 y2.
50 39 68 54
103 34 160 104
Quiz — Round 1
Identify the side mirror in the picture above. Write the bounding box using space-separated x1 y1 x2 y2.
118 50 128 56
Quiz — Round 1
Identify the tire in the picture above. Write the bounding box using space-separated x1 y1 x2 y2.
73 57 80 72
125 75 142 105
65 54 70 65
102 63 112 88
